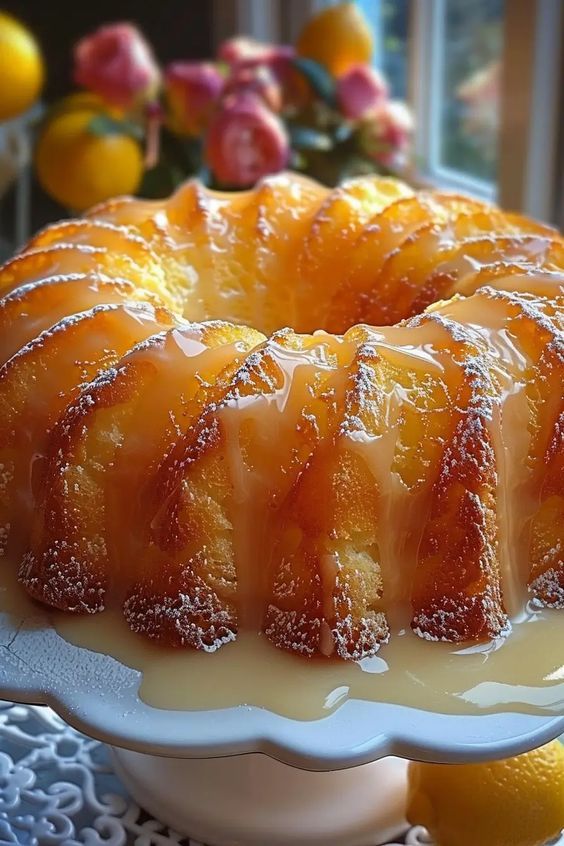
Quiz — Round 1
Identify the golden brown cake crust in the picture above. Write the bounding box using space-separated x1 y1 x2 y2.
0 172 561 658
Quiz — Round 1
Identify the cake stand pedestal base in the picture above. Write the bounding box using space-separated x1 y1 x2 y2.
111 747 409 846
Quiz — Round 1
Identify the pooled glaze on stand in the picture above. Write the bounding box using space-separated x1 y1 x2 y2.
0 568 562 720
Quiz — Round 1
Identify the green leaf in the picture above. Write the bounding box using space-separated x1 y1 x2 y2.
292 57 337 108
289 125 334 151
87 114 144 140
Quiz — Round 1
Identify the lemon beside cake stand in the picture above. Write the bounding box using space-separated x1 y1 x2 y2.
0 607 562 846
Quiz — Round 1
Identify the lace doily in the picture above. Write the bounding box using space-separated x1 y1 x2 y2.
0 701 562 846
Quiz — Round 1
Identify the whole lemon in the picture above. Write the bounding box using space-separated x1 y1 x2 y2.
407 740 564 846
35 108 143 211
0 11 44 121
296 2 373 77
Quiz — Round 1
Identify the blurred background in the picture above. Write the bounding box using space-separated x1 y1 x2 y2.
0 0 562 259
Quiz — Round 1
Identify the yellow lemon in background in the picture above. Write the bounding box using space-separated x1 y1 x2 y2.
0 11 44 122
48 91 125 120
296 2 373 77
35 108 143 211
407 740 564 846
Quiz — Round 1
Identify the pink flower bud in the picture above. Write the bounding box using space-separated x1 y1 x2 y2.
218 37 298 108
165 61 223 136
359 100 413 167
336 64 388 121
73 23 160 110
218 37 294 71
223 65 282 113
205 93 290 188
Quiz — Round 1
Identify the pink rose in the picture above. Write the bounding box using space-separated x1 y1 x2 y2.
73 23 160 109
205 93 290 187
336 64 388 121
165 62 223 136
223 65 282 113
359 100 413 166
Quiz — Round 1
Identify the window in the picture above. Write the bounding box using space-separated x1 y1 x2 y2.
348 0 508 200
410 0 562 218
218 0 563 222
434 0 504 186
411 0 503 201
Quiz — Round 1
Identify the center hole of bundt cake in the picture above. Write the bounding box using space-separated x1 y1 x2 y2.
207 287 397 339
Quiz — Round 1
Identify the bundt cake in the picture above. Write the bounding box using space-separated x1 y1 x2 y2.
1 172 562 660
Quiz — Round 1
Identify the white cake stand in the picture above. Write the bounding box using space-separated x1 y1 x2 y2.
1 607 562 846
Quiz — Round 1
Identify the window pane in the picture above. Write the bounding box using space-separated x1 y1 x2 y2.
439 0 504 183
356 0 409 99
